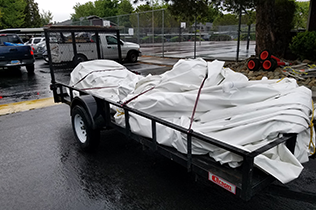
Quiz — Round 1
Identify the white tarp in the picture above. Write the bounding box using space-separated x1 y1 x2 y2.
69 58 315 184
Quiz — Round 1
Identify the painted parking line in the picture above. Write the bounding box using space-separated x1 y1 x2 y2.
0 97 60 116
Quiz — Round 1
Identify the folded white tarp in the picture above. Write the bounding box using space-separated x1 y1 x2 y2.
69 58 315 184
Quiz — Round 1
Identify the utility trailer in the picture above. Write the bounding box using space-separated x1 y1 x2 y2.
45 26 299 201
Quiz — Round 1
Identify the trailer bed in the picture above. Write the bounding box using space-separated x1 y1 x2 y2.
45 26 305 201
51 82 297 201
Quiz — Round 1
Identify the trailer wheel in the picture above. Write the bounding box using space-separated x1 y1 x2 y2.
71 105 100 151
127 51 138 63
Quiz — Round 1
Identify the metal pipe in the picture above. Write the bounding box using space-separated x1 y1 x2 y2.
194 17 197 59
162 9 165 58
137 13 140 44
236 5 242 62
247 24 251 50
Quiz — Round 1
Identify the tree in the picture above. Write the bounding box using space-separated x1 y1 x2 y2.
118 0 134 15
71 0 119 20
255 0 275 55
0 0 26 29
40 10 53 26
293 1 309 29
213 13 238 27
23 0 41 28
164 0 213 22
117 0 134 27
71 1 96 20
94 0 119 18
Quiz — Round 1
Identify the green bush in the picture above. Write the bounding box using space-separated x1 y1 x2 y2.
189 36 204 41
141 36 166 43
141 36 152 43
209 34 232 41
241 33 256 41
290 31 316 61
170 36 180 42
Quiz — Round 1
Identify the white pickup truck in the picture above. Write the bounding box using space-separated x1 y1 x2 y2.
46 33 141 63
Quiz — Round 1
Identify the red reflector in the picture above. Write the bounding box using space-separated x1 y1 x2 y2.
0 96 3 99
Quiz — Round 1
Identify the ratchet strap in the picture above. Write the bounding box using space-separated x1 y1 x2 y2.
122 86 155 106
71 68 126 87
188 75 208 130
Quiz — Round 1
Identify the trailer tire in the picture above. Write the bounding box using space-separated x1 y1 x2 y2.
71 105 100 151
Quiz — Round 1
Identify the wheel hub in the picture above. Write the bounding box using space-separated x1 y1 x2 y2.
74 114 87 143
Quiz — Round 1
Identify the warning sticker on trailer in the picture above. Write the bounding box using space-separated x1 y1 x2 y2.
208 172 236 194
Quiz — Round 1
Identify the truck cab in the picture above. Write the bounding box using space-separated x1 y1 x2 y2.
46 30 141 64
91 34 141 63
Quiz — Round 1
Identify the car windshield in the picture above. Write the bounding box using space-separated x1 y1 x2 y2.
33 38 42 44
0 34 21 44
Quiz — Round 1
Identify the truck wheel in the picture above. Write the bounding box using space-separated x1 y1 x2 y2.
71 105 100 151
73 54 87 66
26 64 35 74
127 51 138 63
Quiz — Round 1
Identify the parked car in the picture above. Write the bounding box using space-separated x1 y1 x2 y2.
24 37 45 57
36 37 58 58
0 34 35 74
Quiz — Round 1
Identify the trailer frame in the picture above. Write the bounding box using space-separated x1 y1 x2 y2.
45 26 297 201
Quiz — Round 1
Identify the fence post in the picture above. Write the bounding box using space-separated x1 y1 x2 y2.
162 9 165 58
152 9 154 44
236 4 242 62
194 17 197 59
137 13 140 44
247 24 251 50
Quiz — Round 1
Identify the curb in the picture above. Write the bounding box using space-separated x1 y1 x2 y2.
0 97 60 116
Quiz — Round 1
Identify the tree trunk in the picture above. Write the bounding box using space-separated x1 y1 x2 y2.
308 0 316 31
255 0 276 56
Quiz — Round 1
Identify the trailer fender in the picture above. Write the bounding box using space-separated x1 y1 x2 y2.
70 95 100 129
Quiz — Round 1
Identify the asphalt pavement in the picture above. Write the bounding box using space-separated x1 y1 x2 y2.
1 104 316 210
1 50 316 208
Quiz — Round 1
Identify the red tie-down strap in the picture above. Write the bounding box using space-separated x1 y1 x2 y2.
71 67 126 87
188 76 208 130
121 86 155 106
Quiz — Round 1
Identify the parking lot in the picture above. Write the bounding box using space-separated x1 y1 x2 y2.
1 43 316 209
0 58 172 105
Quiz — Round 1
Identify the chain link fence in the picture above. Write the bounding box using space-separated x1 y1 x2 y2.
70 9 256 60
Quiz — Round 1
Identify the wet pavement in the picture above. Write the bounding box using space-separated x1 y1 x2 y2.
1 104 316 210
0 59 172 105
1 47 316 209
140 40 256 61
